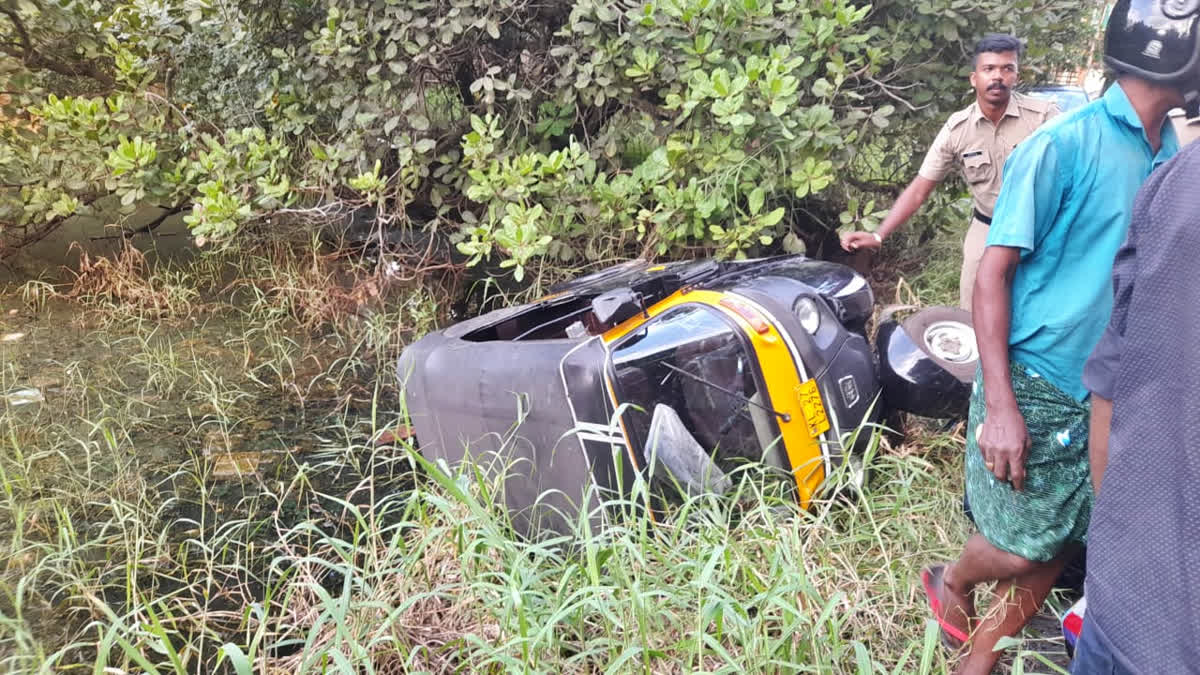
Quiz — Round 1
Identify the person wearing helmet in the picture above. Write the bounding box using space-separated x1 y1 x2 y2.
839 34 1058 311
919 1 1197 672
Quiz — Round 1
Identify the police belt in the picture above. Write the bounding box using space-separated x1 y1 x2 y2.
973 209 993 226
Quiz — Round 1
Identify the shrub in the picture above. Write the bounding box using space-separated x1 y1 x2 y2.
1 0 1101 281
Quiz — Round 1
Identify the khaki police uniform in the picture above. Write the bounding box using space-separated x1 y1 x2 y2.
1170 108 1200 146
917 92 1059 310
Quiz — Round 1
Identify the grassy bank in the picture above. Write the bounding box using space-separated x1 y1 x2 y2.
0 239 1069 673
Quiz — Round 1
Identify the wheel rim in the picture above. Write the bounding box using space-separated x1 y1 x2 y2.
923 320 978 364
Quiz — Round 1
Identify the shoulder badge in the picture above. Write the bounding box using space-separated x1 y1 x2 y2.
945 106 973 130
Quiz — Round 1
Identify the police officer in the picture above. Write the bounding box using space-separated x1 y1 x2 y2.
840 34 1058 311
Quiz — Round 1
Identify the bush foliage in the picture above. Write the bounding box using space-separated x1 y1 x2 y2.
2 0 1098 278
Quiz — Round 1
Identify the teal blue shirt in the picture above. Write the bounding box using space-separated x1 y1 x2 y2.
986 82 1179 401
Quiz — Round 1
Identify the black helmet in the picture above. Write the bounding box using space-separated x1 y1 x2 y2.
1105 0 1200 108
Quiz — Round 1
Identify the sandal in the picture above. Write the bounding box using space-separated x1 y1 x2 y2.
920 564 970 649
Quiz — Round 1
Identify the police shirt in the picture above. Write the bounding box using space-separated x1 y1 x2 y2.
917 92 1059 218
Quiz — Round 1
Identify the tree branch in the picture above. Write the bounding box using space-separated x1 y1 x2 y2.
868 76 923 112
26 51 115 88
0 4 115 89
842 176 904 198
126 204 186 236
0 193 102 259
0 2 31 61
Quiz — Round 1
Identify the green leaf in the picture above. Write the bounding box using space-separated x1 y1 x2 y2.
782 232 806 255
748 187 764 216
711 69 731 97
854 641 874 674
759 207 785 227
217 644 253 675
634 147 671 184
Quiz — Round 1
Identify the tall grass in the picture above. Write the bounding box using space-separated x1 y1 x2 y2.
877 214 970 309
0 242 1068 673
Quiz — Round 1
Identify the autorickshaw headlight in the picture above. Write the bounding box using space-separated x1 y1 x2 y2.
795 298 821 334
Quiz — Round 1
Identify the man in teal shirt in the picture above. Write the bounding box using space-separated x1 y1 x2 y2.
985 82 1179 402
920 5 1191 671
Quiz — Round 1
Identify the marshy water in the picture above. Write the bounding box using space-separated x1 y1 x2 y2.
0 294 389 499
0 242 438 670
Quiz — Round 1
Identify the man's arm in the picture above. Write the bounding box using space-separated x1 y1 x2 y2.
1088 396 1113 495
842 118 955 252
841 177 938 251
1083 320 1125 496
973 245 1031 491
970 129 1068 491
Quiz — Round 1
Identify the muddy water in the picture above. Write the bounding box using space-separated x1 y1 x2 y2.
0 206 196 284
0 291 408 527
0 275 424 663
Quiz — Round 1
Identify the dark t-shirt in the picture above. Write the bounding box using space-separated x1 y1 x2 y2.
1081 142 1200 671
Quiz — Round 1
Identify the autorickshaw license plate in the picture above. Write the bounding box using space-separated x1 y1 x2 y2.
797 379 831 438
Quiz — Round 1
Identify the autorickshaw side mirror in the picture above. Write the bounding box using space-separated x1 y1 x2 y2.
591 288 646 328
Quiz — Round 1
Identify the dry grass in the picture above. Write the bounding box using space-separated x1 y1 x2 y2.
226 239 458 337
64 241 198 318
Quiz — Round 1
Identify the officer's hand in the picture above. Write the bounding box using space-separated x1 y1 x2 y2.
840 231 882 252
977 405 1031 492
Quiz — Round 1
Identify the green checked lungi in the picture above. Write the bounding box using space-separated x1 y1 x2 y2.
965 363 1094 562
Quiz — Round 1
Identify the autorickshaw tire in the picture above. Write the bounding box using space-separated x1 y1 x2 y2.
899 307 977 383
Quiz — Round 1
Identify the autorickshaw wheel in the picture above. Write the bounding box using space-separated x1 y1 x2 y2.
900 307 977 383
